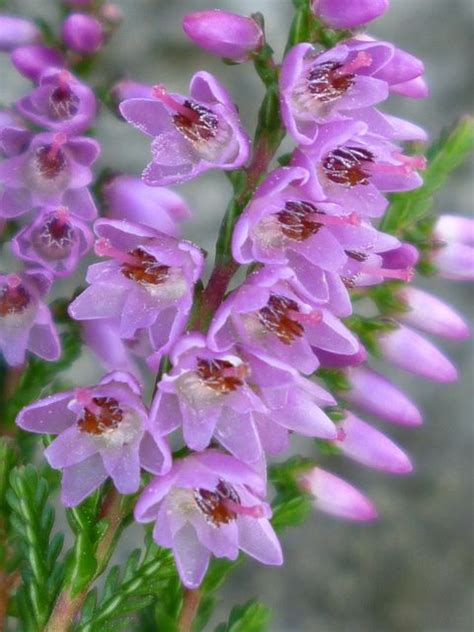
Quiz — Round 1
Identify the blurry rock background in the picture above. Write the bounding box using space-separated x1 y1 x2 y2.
1 0 473 630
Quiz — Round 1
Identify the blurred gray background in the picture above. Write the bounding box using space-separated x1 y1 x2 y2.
2 0 474 630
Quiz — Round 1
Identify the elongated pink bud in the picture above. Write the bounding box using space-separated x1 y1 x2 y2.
183 10 263 63
344 366 422 426
398 287 470 340
11 44 65 81
62 13 104 54
299 467 377 522
336 413 413 474
379 324 458 383
0 14 40 52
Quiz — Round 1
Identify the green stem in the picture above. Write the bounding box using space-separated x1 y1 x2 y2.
44 490 127 632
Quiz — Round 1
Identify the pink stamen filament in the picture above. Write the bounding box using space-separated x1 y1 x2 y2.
362 266 414 282
56 207 70 225
335 51 372 76
48 132 67 159
368 153 427 177
153 84 199 122
94 238 140 266
288 309 323 325
336 428 347 442
221 364 250 380
74 388 102 415
6 274 22 289
223 500 265 519
311 211 361 228
58 70 71 90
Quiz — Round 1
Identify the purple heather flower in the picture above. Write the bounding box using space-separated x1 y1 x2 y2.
379 324 458 383
293 120 426 217
103 174 191 237
343 366 422 426
311 0 389 29
68 219 204 347
16 68 97 135
150 333 337 463
135 450 282 589
0 269 60 366
82 319 151 383
0 130 99 219
347 107 428 143
335 412 413 474
280 41 391 144
299 466 377 522
432 214 474 281
182 10 263 63
11 45 66 82
62 13 105 55
232 165 399 312
0 113 30 158
119 71 250 185
208 266 358 375
0 15 40 52
11 206 94 277
397 287 470 340
16 371 171 506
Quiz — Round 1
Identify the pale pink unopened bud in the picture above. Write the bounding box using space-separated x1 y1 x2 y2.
379 324 458 383
336 413 413 474
299 467 377 522
311 0 389 29
398 287 470 340
62 13 104 54
183 10 263 63
0 14 40 52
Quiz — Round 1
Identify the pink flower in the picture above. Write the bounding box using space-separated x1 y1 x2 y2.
135 450 282 588
119 71 250 185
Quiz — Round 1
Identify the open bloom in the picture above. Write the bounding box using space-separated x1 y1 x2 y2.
0 130 99 219
16 371 171 506
16 68 97 135
151 334 337 463
11 206 94 277
208 266 358 375
135 450 282 588
69 220 204 349
0 270 60 366
119 71 250 185
232 165 399 313
293 120 425 216
310 0 389 29
182 10 263 62
103 174 191 237
280 41 391 144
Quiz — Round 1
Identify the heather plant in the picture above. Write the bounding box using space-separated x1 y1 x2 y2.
0 1 472 631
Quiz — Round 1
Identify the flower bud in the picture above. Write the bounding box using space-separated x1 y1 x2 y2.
0 14 40 52
11 45 65 81
344 366 422 426
398 287 470 340
61 13 104 54
182 10 263 62
435 214 474 246
311 0 389 29
379 324 458 383
299 467 377 521
336 413 413 474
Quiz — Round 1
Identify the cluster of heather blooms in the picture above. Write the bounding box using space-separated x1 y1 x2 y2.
6 0 473 592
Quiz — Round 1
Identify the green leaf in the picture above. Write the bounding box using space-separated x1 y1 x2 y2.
380 117 474 235
6 465 65 630
77 545 174 632
215 600 271 632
